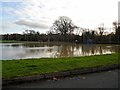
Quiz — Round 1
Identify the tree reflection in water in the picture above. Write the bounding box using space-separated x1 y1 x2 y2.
1 42 119 60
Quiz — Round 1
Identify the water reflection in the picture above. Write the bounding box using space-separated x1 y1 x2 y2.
0 42 119 60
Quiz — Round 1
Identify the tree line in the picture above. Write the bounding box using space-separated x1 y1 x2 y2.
1 16 120 44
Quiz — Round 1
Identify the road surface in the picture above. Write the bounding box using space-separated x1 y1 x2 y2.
3 69 119 88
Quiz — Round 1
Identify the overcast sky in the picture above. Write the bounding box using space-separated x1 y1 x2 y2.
0 0 119 34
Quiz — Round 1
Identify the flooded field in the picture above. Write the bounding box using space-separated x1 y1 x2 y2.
0 42 119 60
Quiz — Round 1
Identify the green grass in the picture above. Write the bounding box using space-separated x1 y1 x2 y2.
2 53 119 79
0 40 36 43
0 40 48 43
0 40 18 43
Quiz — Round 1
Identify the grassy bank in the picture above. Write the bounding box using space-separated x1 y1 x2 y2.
2 53 119 79
0 40 18 43
0 40 74 44
0 40 57 44
0 40 41 43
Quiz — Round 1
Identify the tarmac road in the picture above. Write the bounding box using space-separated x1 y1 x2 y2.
3 69 119 88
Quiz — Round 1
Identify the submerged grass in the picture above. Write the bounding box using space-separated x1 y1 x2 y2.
2 53 119 79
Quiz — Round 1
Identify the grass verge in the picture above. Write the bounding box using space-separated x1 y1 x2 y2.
2 53 119 79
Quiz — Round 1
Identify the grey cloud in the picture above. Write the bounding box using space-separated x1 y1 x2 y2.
15 19 49 29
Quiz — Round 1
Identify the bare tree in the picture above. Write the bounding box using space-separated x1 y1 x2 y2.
52 16 77 35
113 21 120 35
97 23 105 43
113 21 118 29
98 23 105 36
113 21 120 44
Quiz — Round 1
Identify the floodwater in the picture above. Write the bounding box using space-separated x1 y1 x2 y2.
0 42 119 60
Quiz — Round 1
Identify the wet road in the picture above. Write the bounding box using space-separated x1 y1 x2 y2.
3 69 119 88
